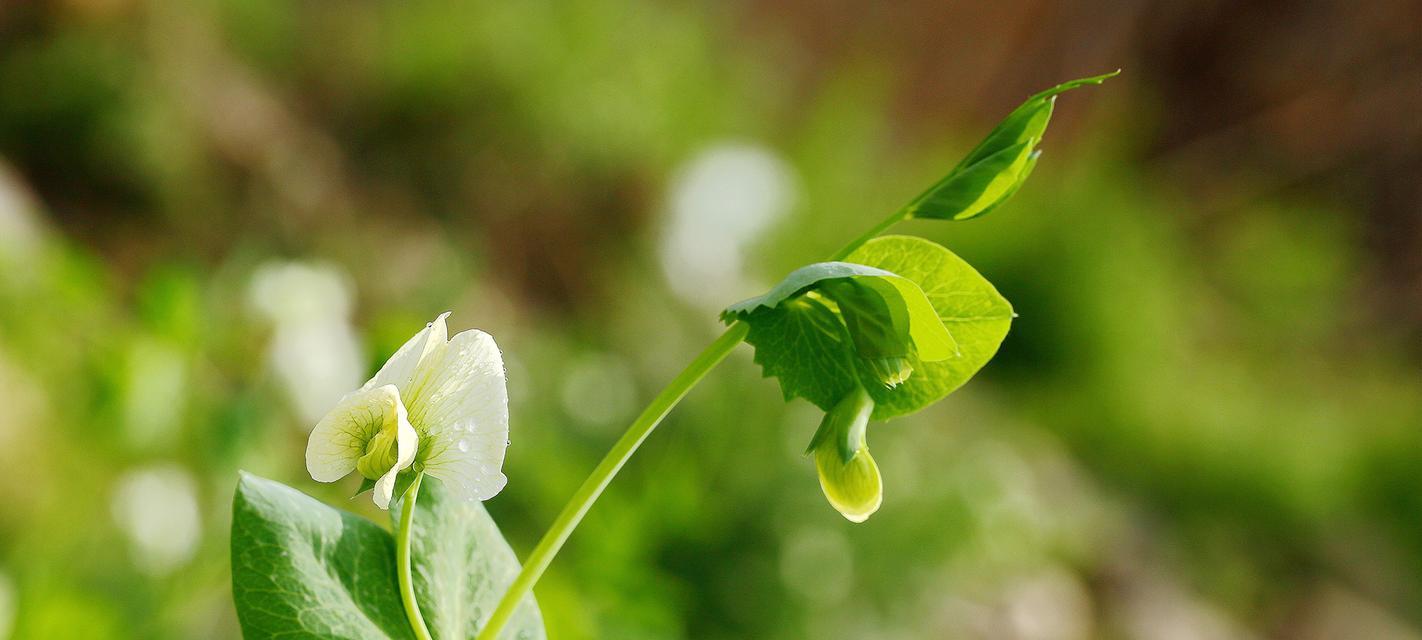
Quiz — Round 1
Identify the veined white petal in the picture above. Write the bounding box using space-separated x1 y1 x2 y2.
371 403 419 509
407 329 510 502
362 312 450 395
305 384 410 483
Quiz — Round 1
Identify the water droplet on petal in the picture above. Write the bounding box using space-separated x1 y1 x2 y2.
456 439 470 453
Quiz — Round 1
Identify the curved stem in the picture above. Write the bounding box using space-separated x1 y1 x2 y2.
397 473 434 640
476 323 748 640
829 208 908 261
477 207 904 640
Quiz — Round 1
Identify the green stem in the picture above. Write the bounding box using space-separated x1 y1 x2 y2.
397 473 434 640
476 209 905 640
829 207 909 261
475 323 748 639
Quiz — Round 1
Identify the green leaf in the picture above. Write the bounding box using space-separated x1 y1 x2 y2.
724 263 956 362
904 70 1118 221
737 296 860 412
392 477 546 640
851 273 958 362
231 473 546 640
722 262 899 318
232 472 415 640
846 236 1014 419
818 278 913 384
723 263 957 365
724 260 957 399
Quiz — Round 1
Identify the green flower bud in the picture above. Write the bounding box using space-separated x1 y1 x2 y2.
864 356 912 388
807 386 882 523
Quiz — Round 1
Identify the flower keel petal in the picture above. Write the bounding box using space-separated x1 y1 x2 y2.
306 385 410 483
371 403 419 509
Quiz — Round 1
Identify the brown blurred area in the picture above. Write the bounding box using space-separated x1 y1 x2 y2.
2 0 1418 320
753 0 1422 345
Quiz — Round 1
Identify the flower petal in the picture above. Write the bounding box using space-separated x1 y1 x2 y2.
305 384 409 483
362 312 450 395
406 329 510 501
371 406 417 509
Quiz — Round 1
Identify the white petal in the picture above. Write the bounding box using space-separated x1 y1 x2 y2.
305 385 407 482
407 329 510 501
362 312 450 395
371 401 419 509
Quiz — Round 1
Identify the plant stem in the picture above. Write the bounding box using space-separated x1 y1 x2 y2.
830 208 908 261
397 473 434 640
476 210 905 640
476 323 748 639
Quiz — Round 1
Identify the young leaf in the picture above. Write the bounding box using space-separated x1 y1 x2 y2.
818 278 913 385
722 262 900 318
737 296 861 412
392 477 546 640
904 70 1118 221
232 472 415 640
724 261 957 402
845 236 1014 419
846 274 958 362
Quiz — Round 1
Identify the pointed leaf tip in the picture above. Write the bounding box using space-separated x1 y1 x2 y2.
903 70 1117 222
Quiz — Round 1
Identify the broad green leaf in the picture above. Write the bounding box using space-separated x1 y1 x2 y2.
904 70 1118 221
737 296 860 412
231 473 545 640
232 472 415 640
846 236 1013 419
392 477 545 640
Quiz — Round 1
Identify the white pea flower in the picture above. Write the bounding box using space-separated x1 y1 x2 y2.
306 313 510 508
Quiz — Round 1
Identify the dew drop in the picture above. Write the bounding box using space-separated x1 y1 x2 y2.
456 439 470 453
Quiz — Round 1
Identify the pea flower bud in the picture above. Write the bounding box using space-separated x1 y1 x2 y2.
807 385 882 523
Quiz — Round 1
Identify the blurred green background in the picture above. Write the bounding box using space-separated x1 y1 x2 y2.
1 1 1420 638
